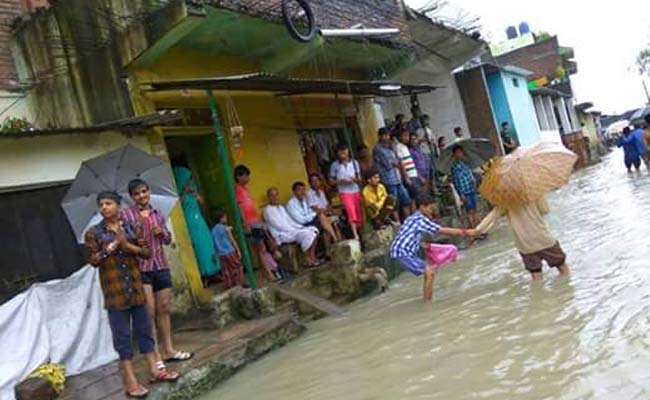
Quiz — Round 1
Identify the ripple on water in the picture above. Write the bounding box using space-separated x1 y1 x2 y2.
201 152 650 400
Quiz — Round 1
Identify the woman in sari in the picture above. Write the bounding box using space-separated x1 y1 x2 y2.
173 167 220 281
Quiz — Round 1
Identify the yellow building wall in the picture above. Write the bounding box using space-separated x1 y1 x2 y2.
127 47 386 301
129 81 210 306
132 47 376 207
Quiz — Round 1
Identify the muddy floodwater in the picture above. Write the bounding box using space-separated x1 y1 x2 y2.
201 152 650 400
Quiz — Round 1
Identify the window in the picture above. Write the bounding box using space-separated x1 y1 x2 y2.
0 184 85 304
512 78 520 87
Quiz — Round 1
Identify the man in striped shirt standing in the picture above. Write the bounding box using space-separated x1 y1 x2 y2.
123 179 193 364
395 128 420 213
390 193 479 301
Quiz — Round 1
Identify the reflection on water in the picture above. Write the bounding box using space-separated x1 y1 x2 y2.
202 152 650 400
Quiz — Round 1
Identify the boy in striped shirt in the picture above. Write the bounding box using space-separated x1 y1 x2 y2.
390 193 479 301
394 128 420 212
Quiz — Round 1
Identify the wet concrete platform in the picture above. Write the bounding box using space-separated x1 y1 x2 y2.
61 314 305 400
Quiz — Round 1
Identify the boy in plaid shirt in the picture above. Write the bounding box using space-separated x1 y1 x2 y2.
390 193 479 301
450 145 479 227
85 191 178 398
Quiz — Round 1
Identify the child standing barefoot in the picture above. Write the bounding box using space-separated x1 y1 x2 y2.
390 194 478 301
211 209 245 289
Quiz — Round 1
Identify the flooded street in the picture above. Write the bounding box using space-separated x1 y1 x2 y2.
202 151 650 400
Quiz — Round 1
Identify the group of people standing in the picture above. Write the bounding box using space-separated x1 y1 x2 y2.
174 109 523 295
617 115 650 173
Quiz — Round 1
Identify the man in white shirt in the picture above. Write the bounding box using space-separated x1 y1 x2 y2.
287 181 339 244
306 175 342 242
264 187 320 268
394 128 419 212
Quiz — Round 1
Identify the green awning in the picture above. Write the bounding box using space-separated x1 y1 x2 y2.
133 6 412 76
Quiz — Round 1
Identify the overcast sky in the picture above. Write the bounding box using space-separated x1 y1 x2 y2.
405 0 650 114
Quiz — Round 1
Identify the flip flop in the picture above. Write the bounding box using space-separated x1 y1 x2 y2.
154 360 166 371
150 369 181 383
126 384 149 398
278 267 292 280
164 351 194 363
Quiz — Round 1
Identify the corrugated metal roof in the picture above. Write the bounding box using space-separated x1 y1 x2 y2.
529 87 571 98
406 9 485 68
142 73 439 97
0 110 182 139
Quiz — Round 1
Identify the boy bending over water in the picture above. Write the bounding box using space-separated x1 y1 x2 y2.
390 194 478 301
475 197 569 282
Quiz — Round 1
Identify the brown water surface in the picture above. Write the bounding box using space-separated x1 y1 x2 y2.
202 152 650 400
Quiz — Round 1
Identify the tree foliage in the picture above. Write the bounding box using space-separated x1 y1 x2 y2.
637 47 650 76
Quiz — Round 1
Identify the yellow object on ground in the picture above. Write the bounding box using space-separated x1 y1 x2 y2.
479 142 577 208
28 363 66 393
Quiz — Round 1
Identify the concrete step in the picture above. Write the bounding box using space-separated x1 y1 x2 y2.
268 283 349 317
61 314 305 400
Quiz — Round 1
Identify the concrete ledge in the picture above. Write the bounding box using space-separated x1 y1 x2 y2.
61 314 305 400
59 236 403 400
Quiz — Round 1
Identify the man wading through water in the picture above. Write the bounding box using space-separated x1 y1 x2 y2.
475 196 570 282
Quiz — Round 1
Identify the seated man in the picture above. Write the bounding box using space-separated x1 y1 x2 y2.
362 169 397 230
263 187 320 268
287 181 340 243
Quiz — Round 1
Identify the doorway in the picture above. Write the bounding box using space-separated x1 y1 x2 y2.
297 117 364 180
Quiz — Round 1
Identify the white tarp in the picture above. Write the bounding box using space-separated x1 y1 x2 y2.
0 266 118 400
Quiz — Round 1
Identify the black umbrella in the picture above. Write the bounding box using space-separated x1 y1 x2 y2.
62 145 178 243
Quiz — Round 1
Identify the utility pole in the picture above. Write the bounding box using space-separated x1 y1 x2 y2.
644 79 650 105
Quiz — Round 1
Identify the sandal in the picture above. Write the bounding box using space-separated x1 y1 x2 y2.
164 351 194 363
278 267 291 280
150 369 180 384
126 384 149 399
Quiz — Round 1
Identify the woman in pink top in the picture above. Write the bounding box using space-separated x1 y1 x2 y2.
234 165 286 282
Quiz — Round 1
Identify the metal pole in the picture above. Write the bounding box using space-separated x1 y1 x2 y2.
643 79 650 105
319 28 400 38
207 90 258 289
335 93 356 160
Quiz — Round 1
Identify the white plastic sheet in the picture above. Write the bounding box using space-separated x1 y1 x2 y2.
0 266 118 400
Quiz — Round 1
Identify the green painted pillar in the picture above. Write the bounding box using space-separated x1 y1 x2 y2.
336 93 356 159
207 90 258 289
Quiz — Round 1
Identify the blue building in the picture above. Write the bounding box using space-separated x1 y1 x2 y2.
485 65 541 147
455 63 542 153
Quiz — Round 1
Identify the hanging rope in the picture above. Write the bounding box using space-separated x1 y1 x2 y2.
224 93 244 160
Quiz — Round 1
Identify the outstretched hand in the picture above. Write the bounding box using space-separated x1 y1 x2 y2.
464 228 482 237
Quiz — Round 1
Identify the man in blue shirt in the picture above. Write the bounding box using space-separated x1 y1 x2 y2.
617 127 644 172
373 127 411 220
632 127 647 167
450 145 479 227
390 193 478 301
